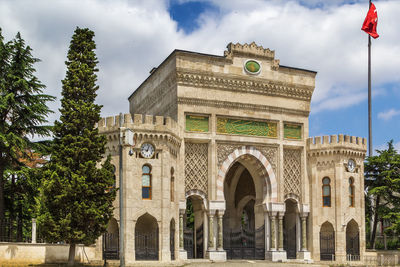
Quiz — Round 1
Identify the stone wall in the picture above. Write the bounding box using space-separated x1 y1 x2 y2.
0 243 100 264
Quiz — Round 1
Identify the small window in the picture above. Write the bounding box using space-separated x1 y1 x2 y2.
142 165 151 199
322 177 331 207
349 177 354 207
170 167 175 202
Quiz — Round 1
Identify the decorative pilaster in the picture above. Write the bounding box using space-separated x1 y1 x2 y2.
301 215 307 251
179 211 184 249
208 211 215 250
278 213 284 250
270 212 277 251
217 210 224 250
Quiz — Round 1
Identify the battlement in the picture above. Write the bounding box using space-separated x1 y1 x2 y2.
98 113 180 134
224 42 276 60
307 134 367 152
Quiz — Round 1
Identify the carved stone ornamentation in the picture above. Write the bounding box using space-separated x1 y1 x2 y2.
283 148 302 198
185 142 208 193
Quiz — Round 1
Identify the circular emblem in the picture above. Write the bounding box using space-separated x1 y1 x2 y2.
244 59 261 75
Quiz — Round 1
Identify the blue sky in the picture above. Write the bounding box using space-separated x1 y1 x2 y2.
0 0 398 153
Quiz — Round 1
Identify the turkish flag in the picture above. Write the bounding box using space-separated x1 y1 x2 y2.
362 2 379 39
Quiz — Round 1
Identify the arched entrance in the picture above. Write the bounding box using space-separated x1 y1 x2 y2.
184 193 205 259
135 213 159 260
284 199 298 259
320 221 335 261
103 218 119 260
223 159 265 260
346 219 360 260
170 219 175 260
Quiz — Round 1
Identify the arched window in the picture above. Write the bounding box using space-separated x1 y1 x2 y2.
170 167 174 202
322 177 331 207
349 177 355 207
142 165 151 199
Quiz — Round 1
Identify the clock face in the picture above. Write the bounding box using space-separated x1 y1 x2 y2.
347 159 356 172
140 143 154 158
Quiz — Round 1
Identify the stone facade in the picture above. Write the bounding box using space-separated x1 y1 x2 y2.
98 42 367 264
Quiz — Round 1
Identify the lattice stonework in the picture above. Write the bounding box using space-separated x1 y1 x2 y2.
185 143 208 193
283 148 302 197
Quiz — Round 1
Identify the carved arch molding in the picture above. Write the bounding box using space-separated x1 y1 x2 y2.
217 143 277 174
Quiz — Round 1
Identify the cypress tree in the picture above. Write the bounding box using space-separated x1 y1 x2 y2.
38 27 116 265
0 29 55 221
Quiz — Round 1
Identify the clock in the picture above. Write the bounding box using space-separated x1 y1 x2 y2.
140 143 155 158
347 159 356 172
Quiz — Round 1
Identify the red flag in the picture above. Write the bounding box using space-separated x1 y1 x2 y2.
362 2 379 39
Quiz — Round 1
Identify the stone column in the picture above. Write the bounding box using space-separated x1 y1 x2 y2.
179 211 184 249
217 210 224 251
301 215 307 251
270 212 277 251
31 218 37 243
278 213 284 251
208 211 215 250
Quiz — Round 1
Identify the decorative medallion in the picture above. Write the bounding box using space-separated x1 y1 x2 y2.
244 59 261 75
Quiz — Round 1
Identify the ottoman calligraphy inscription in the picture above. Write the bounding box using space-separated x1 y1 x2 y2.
216 117 277 138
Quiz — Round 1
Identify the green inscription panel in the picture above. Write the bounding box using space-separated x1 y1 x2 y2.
186 115 209 132
217 118 277 138
284 123 302 140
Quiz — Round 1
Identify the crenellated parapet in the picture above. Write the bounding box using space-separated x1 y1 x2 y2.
307 134 367 159
224 42 276 61
98 113 182 155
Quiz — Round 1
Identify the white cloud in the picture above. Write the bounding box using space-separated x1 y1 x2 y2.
0 0 399 122
378 108 400 121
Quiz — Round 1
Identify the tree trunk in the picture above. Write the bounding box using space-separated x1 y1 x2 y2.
370 195 380 249
68 243 76 266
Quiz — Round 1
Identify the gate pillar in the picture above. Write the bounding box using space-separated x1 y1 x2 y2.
207 201 226 261
179 201 187 260
265 203 287 262
298 206 311 262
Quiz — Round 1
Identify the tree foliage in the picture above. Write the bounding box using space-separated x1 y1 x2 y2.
365 140 400 248
0 28 55 221
37 27 116 265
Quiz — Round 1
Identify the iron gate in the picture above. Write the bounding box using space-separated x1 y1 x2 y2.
223 225 265 259
103 233 119 260
320 232 335 261
184 228 194 259
346 232 360 260
196 224 203 258
135 229 159 260
284 226 296 259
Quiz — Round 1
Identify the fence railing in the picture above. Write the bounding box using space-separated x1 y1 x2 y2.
0 218 44 243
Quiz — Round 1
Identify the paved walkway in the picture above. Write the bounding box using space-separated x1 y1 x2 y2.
181 260 331 267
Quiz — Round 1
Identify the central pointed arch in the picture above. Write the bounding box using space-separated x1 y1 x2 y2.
217 146 277 202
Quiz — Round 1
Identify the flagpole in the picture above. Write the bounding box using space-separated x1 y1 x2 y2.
368 0 372 157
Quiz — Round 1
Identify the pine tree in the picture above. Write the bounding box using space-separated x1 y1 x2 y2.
37 27 116 266
365 140 400 248
0 29 55 221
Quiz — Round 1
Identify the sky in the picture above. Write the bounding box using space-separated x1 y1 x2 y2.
0 0 399 154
